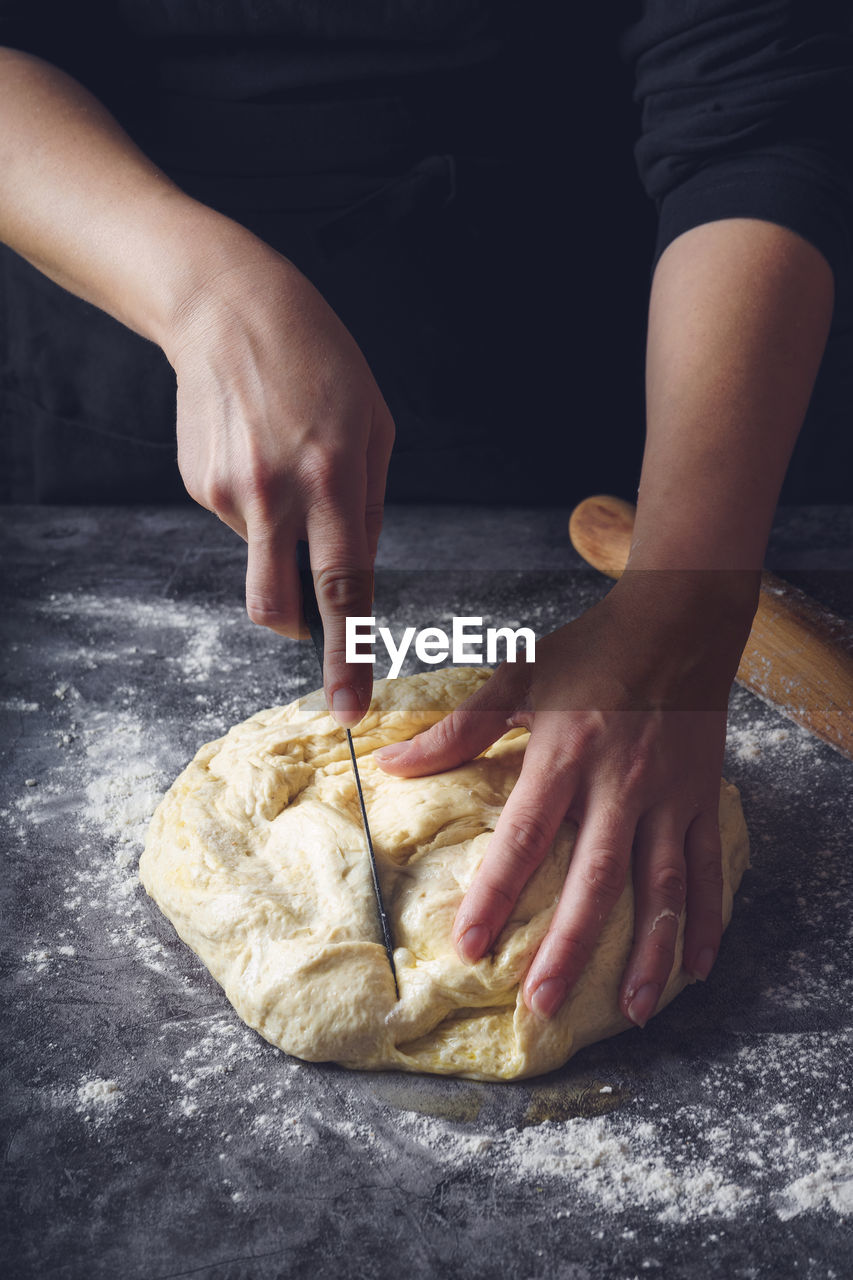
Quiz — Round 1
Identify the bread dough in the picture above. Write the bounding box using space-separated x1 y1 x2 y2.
140 667 749 1081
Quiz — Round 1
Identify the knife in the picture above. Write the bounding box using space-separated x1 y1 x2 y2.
296 540 399 998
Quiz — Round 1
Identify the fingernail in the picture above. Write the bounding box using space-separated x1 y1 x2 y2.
627 982 661 1027
374 742 409 764
691 948 716 981
330 686 362 727
457 924 490 964
529 977 568 1020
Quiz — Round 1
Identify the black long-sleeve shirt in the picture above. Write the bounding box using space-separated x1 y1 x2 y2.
623 0 853 277
3 1 851 274
1 1 851 504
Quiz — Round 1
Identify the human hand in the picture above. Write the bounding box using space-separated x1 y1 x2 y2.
375 572 756 1024
166 233 395 726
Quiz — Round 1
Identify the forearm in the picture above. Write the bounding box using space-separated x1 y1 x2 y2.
629 218 834 578
0 48 256 350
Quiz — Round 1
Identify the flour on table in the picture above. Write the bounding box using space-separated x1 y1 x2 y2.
76 1077 120 1109
8 579 852 1234
777 1154 853 1220
727 720 808 763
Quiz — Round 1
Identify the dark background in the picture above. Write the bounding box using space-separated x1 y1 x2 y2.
0 7 849 508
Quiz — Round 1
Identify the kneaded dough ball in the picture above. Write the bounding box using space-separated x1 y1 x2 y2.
140 667 749 1082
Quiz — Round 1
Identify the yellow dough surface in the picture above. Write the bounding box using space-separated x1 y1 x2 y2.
140 667 750 1081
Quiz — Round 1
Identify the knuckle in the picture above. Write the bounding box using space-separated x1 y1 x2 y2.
242 479 283 527
636 946 677 986
692 866 724 898
654 937 678 968
182 466 233 515
636 942 676 983
364 501 384 538
485 663 523 717
548 930 590 971
314 565 371 614
623 757 652 796
203 476 235 515
237 443 282 509
688 846 724 892
562 715 601 756
650 864 687 910
590 800 631 835
425 710 462 755
580 846 627 900
298 445 345 499
643 927 678 962
318 645 350 673
479 876 518 914
501 810 555 867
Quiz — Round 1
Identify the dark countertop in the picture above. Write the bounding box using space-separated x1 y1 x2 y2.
2 503 852 1280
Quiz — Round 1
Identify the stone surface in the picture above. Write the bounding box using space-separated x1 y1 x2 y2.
1 503 852 1279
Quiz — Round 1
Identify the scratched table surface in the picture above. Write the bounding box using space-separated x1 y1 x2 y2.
2 503 852 1280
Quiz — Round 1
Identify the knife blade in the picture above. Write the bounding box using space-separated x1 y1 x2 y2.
296 540 399 998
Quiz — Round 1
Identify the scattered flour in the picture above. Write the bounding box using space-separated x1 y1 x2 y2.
23 944 76 973
81 708 166 849
145 1006 853 1226
23 948 50 973
74 1077 122 1122
1 697 40 712
12 734 170 983
776 1153 853 1220
9 579 853 1235
727 721 803 764
10 594 245 983
76 1077 120 1106
41 591 246 686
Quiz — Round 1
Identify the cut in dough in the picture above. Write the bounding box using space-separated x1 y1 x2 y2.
140 667 749 1082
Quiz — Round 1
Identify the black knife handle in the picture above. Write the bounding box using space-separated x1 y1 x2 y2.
296 540 325 674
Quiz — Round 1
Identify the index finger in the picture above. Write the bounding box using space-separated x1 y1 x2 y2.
522 792 637 1019
305 485 375 727
452 728 579 964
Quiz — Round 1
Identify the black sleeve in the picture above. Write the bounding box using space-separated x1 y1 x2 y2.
621 0 853 278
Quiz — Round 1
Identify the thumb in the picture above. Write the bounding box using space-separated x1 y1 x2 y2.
374 664 520 776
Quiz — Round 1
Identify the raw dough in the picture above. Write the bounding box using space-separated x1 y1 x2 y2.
140 667 749 1081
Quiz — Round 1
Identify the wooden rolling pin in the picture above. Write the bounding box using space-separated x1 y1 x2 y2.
569 495 853 762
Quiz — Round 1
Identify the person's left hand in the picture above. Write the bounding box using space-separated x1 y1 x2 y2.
374 571 755 1025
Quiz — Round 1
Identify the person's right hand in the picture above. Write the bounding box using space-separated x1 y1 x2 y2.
0 53 391 723
165 238 395 727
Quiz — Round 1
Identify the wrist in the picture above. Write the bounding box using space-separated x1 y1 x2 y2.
613 566 759 627
603 569 758 703
128 197 266 357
